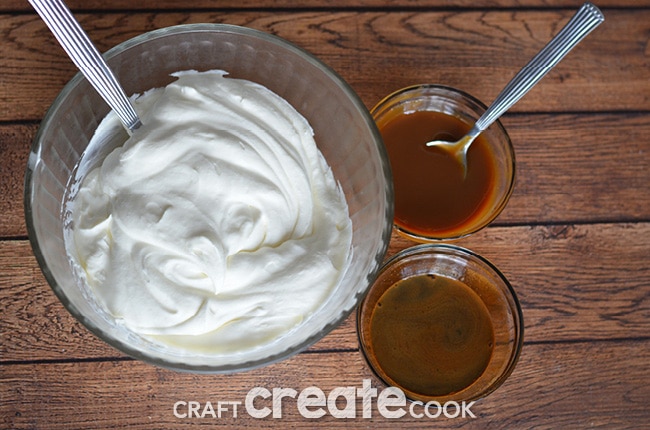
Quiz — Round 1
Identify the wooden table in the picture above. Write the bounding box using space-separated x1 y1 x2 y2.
2 0 649 428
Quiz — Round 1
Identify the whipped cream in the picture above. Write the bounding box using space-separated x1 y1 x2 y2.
68 70 352 354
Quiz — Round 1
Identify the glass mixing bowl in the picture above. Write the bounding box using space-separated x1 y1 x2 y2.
24 24 393 372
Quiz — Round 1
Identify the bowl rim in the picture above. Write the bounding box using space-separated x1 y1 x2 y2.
356 243 524 402
24 23 394 373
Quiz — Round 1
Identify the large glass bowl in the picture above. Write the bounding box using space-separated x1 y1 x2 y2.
24 24 393 372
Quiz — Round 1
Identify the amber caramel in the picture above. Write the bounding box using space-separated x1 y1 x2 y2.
377 110 498 239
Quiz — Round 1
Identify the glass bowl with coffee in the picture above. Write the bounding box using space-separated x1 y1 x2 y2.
357 244 523 402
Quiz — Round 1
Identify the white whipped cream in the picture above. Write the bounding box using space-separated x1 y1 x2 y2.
68 70 352 354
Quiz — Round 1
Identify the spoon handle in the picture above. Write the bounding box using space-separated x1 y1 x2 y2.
472 2 604 135
29 0 142 131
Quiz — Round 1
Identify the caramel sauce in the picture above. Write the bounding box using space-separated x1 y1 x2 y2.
368 274 494 397
377 110 498 238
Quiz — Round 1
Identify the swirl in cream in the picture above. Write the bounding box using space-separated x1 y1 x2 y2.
69 70 352 353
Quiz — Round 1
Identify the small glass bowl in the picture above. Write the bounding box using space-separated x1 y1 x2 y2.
357 244 523 403
371 85 516 242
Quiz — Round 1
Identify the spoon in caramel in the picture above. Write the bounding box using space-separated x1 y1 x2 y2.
426 2 604 176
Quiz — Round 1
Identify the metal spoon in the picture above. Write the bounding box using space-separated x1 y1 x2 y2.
29 0 142 131
426 2 604 176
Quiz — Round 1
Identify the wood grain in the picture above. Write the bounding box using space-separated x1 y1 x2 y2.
0 124 34 238
3 223 648 362
1 9 647 122
4 0 650 12
2 339 648 429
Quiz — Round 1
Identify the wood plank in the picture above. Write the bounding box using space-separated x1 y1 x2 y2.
5 1 650 13
436 222 650 343
1 9 647 122
1 339 648 428
2 223 648 362
501 112 650 224
7 0 650 12
0 124 34 238
4 112 648 237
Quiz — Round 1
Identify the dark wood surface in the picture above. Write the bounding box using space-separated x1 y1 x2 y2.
1 1 649 428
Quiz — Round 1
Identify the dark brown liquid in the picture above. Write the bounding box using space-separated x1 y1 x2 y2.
377 110 498 238
368 274 494 397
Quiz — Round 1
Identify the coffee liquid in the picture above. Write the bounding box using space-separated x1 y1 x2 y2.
368 274 494 397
